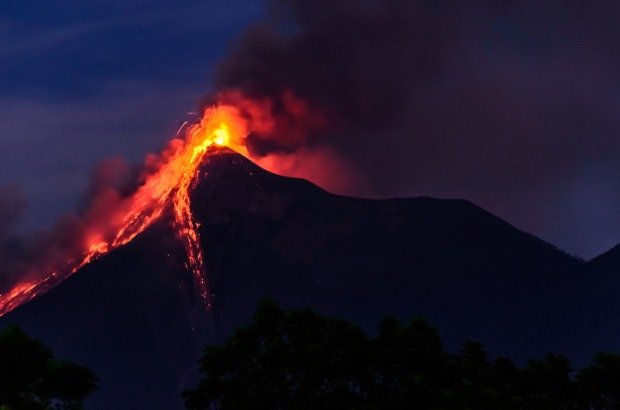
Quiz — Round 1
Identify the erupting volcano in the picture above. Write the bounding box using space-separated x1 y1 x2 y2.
0 103 260 316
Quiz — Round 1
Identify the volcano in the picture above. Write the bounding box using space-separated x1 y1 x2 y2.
1 149 619 409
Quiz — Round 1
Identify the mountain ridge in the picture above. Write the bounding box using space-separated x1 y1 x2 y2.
1 150 617 409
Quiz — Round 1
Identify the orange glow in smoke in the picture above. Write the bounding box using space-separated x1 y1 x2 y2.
0 105 251 316
0 89 331 317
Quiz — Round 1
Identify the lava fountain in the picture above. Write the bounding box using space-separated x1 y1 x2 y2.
0 104 252 316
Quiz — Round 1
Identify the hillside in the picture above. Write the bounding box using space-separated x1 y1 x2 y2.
2 149 608 409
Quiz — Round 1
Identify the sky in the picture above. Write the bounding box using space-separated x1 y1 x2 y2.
1 0 620 259
0 0 263 227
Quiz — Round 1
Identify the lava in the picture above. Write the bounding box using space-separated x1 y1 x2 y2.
0 104 251 317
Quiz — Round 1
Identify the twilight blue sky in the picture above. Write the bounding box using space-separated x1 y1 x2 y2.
1 1 620 259
0 0 262 228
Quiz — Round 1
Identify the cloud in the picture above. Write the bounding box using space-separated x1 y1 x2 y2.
0 20 114 60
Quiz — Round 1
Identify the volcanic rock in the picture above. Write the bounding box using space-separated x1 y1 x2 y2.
2 149 619 409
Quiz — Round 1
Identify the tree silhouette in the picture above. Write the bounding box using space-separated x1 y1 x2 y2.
370 315 451 409
0 325 98 410
184 300 372 409
576 352 620 409
185 300 620 410
523 353 573 408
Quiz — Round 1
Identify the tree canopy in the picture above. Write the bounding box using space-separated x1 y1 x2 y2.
0 325 98 410
184 300 620 409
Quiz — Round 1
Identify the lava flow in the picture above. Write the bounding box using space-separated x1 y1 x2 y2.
0 105 251 317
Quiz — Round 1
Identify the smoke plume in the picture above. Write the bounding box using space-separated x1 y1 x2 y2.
211 0 620 256
0 158 144 292
0 187 30 287
213 0 451 154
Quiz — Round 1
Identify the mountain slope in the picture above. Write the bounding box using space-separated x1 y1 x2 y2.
570 245 620 355
2 149 611 409
193 151 585 359
0 223 210 409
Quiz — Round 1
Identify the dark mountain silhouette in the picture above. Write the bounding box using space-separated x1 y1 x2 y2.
0 149 618 409
0 223 210 409
570 245 620 356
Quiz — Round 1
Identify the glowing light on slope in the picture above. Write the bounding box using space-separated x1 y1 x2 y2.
0 105 250 316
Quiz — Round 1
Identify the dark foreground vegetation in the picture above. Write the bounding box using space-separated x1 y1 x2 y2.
185 300 620 410
0 326 97 410
1 302 619 409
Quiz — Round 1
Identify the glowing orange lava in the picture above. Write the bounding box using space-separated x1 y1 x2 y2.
0 105 251 316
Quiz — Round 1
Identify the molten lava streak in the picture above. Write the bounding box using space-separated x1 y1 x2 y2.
0 105 251 316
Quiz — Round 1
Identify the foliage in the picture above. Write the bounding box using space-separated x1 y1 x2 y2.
184 300 620 410
0 326 98 410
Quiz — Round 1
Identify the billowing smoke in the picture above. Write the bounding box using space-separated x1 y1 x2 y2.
212 0 620 256
215 0 450 152
2 0 619 295
0 186 80 291
0 158 143 292
207 0 455 195
0 187 30 287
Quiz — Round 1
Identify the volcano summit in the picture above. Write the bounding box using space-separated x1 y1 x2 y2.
2 149 619 409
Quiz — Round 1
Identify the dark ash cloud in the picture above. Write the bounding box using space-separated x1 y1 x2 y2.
212 0 620 258
0 159 140 292
215 0 454 151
